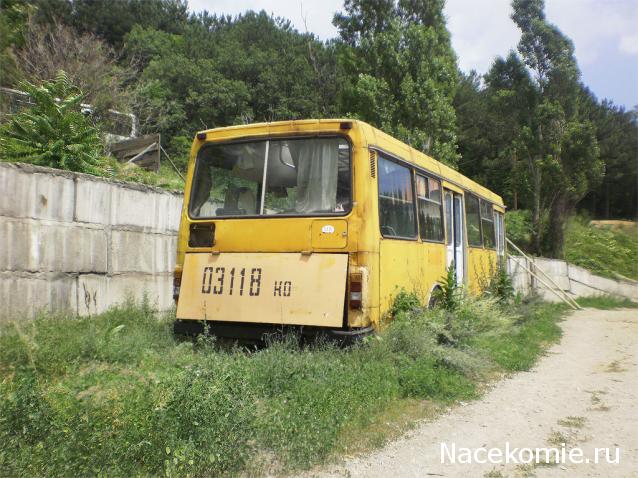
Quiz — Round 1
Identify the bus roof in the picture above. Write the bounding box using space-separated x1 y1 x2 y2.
196 119 505 207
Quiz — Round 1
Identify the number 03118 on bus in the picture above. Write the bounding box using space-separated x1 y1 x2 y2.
173 119 506 340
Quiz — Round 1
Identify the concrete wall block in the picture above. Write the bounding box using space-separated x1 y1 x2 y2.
156 193 183 232
568 265 638 300
110 185 183 232
507 257 531 293
534 257 569 277
0 217 107 273
567 264 596 286
0 164 75 222
510 271 530 293
78 273 173 316
536 288 563 303
569 280 601 298
75 177 113 224
110 230 176 274
536 274 571 291
0 272 77 321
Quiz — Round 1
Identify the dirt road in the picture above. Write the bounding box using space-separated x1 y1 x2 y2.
313 308 638 478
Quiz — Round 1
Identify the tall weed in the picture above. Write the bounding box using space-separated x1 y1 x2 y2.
0 293 565 476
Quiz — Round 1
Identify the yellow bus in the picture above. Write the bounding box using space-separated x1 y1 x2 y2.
173 119 506 340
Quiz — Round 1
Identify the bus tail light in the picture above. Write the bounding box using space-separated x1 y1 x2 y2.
173 271 182 305
349 272 363 309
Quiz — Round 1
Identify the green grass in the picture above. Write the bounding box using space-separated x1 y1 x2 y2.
112 161 185 191
576 295 638 309
469 298 565 371
564 217 638 281
0 297 566 477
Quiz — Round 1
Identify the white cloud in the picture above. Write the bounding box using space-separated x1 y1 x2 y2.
619 33 638 55
544 0 638 64
444 0 519 73
445 0 638 71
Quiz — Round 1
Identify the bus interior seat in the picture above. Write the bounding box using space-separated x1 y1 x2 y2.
216 187 256 216
237 188 256 214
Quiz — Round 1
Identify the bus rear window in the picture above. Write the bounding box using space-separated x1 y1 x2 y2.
189 137 351 218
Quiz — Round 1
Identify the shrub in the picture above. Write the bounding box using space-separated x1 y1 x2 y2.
0 71 104 173
480 260 515 304
432 265 463 310
505 209 534 252
389 289 422 317
0 295 566 476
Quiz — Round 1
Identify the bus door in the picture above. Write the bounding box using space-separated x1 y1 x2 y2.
444 190 465 285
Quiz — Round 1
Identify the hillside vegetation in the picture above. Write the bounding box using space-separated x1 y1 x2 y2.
2 0 636 252
564 218 638 281
506 211 638 281
0 296 566 477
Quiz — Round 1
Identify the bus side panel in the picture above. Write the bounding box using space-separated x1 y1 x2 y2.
425 243 448 300
467 248 498 294
378 240 447 317
347 251 380 328
346 141 381 329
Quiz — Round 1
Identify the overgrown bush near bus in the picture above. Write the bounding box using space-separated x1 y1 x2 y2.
0 294 566 477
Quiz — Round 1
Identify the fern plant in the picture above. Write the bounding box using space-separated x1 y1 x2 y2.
432 265 462 311
0 71 103 174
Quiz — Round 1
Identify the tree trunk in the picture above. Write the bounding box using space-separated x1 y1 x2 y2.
546 193 569 258
604 181 610 219
532 168 542 254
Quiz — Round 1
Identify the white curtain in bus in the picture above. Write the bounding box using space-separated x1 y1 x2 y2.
293 138 339 213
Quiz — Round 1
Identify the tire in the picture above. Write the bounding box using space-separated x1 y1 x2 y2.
428 287 442 309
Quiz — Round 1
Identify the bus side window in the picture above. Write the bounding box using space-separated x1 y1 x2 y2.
465 194 482 247
480 200 496 249
378 156 417 239
416 175 444 242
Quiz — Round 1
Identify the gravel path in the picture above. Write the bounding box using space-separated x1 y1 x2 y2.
309 308 638 478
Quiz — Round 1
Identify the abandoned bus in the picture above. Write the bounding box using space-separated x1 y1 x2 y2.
173 119 506 339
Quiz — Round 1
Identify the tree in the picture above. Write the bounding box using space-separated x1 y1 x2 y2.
12 19 131 112
27 0 188 47
0 71 103 173
509 0 602 256
334 0 459 166
0 0 32 86
578 91 638 219
455 1 605 255
124 11 338 141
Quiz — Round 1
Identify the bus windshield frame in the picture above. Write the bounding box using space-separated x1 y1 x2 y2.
188 135 352 220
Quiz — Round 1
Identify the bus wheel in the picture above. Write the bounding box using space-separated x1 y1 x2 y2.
428 287 442 309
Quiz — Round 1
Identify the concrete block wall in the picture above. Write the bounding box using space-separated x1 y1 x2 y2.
0 162 183 321
507 254 638 302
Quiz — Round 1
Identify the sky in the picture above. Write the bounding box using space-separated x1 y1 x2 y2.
188 0 638 109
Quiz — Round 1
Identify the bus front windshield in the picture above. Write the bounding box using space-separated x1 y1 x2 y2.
189 137 351 218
